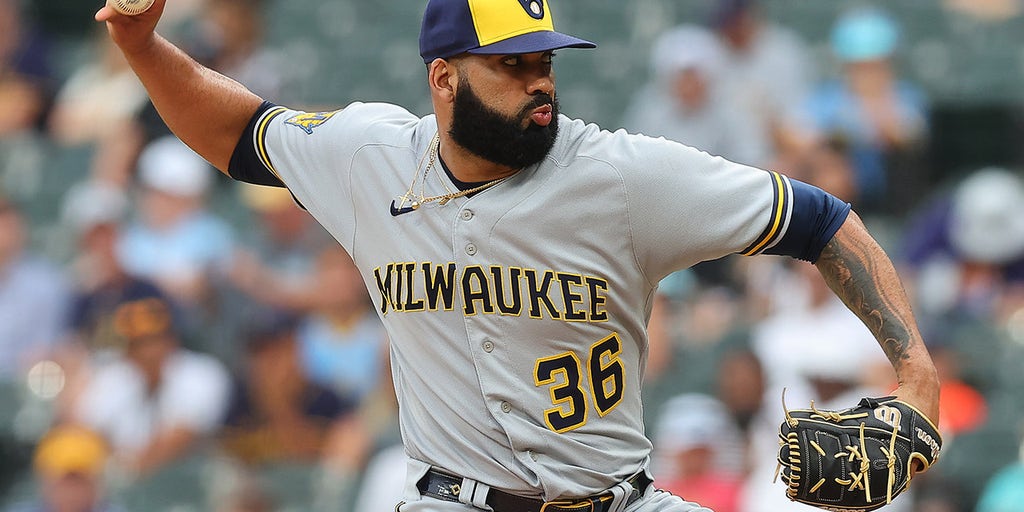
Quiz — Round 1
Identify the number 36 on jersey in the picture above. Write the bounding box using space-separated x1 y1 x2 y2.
534 333 625 433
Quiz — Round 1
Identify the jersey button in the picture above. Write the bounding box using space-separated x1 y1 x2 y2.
465 243 477 256
501 401 512 413
482 340 494 353
460 209 474 221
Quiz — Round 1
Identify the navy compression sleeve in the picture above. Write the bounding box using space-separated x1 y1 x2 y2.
228 100 286 187
764 179 851 263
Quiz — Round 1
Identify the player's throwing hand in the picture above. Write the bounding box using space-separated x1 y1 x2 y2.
95 0 166 52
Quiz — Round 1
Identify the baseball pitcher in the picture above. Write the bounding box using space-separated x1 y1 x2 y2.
96 0 941 510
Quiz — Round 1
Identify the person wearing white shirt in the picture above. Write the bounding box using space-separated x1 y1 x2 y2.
73 292 230 478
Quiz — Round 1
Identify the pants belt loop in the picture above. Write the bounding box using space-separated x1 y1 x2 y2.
603 480 634 512
458 476 492 510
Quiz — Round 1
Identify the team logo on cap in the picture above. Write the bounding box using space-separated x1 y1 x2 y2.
285 110 340 135
517 0 544 19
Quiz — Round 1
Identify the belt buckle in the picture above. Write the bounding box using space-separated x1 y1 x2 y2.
539 496 605 512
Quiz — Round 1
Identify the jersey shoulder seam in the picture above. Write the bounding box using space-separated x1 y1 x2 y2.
560 153 656 290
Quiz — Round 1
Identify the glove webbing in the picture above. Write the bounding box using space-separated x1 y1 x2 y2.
775 393 902 506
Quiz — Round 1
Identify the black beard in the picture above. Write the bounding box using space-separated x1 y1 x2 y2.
449 78 559 169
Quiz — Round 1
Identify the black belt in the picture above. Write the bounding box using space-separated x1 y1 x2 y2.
417 469 651 512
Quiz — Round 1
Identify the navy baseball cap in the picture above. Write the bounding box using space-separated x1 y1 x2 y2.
419 0 596 64
709 0 755 28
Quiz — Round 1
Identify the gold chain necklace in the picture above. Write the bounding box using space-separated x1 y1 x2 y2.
395 133 510 211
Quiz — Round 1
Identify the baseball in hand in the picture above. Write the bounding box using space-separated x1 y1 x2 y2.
107 0 154 16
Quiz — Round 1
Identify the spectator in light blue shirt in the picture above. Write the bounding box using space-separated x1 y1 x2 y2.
0 194 70 382
976 442 1024 512
296 245 389 406
117 136 235 333
806 6 927 211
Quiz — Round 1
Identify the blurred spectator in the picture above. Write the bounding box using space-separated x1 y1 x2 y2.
71 292 230 478
0 193 71 382
211 184 327 366
750 260 893 393
190 0 283 101
229 184 329 312
56 180 170 418
60 181 129 292
46 30 148 187
930 342 987 440
60 180 165 348
789 135 860 205
708 0 816 169
622 25 764 166
219 311 369 471
806 6 928 212
944 0 1021 22
975 438 1024 512
901 167 1024 322
4 425 124 512
45 30 144 138
642 281 751 428
297 246 389 407
0 0 53 137
713 349 765 441
651 393 744 512
646 350 764 511
795 334 894 409
644 272 695 384
935 0 1024 132
156 0 209 31
214 476 276 512
217 310 371 512
117 136 235 331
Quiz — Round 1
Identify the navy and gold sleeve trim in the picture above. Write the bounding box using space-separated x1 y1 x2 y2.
228 100 288 187
741 170 793 256
762 176 851 263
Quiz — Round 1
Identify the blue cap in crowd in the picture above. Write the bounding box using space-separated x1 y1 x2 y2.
831 7 899 62
419 0 596 64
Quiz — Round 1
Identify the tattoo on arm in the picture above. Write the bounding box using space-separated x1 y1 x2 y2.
815 230 917 371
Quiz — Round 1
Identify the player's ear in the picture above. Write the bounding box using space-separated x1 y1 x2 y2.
427 58 457 103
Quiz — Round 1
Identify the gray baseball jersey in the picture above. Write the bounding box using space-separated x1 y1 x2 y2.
230 100 846 500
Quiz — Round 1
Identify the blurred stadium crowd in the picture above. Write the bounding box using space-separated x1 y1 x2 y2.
2 0 1024 510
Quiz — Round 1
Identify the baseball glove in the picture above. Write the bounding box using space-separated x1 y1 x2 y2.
776 394 942 511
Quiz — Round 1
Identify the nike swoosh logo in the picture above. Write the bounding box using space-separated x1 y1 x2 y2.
390 200 415 217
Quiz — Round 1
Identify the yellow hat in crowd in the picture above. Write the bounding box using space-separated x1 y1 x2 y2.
34 426 109 478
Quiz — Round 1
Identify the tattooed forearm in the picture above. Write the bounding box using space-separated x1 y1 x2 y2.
813 213 939 420
814 216 920 372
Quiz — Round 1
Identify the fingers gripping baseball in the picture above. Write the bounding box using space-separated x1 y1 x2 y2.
95 0 166 50
109 0 155 16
